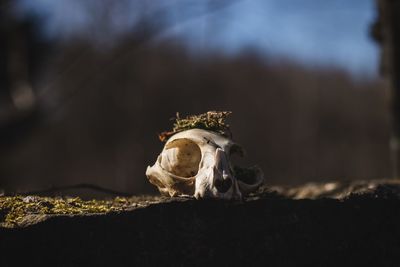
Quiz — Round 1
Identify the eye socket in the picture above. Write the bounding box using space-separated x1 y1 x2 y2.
230 144 245 157
229 144 260 185
233 166 259 185
229 144 245 171
161 138 201 178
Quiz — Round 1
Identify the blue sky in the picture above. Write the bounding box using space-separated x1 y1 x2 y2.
15 0 379 77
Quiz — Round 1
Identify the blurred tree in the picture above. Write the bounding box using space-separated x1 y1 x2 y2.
0 0 49 191
372 0 400 178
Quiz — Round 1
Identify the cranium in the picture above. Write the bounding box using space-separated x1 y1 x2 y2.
146 129 264 199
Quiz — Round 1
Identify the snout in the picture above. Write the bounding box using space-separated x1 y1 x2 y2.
213 148 234 193
195 148 242 200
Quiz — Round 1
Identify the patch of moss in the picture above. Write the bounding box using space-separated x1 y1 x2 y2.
159 111 232 142
0 195 161 228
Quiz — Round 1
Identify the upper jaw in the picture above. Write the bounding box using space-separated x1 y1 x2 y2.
194 148 242 200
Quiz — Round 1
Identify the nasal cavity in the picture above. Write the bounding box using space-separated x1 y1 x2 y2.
214 177 232 193
214 148 232 193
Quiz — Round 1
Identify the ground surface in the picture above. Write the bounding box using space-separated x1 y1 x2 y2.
1 180 400 266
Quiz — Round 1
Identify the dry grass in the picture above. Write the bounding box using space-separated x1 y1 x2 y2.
159 111 232 141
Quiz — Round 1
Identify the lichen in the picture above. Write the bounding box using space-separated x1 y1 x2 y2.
159 111 232 142
0 195 161 228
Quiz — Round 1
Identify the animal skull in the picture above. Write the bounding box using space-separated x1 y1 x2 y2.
146 129 264 199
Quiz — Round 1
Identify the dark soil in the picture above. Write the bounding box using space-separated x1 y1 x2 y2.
1 182 400 266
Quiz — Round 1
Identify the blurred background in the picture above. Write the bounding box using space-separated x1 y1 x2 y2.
0 0 391 196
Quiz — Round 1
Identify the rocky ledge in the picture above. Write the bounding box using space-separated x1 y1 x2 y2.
1 180 400 266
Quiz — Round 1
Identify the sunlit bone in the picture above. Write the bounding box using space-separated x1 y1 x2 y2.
146 129 264 199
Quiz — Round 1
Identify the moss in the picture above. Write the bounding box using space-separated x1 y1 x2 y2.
159 111 232 142
0 195 162 228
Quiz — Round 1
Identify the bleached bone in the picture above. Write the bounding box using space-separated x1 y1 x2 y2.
146 129 264 199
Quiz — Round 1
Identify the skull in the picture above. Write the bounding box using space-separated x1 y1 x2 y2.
146 129 264 199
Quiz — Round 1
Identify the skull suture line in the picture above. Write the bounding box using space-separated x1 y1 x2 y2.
146 129 264 199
